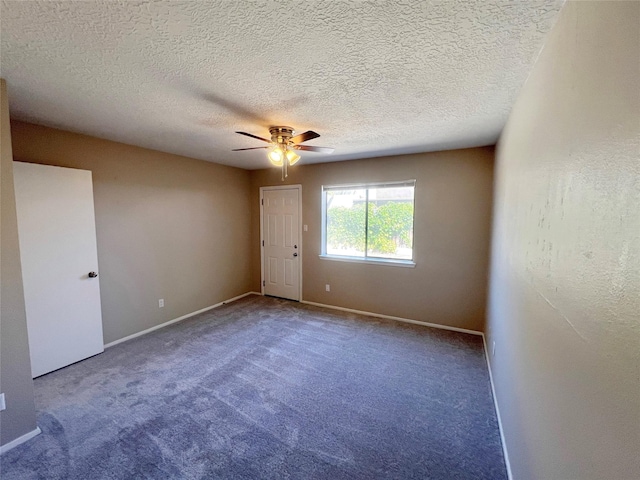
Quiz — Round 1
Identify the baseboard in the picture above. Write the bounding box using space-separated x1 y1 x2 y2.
300 300 482 336
0 427 42 455
104 292 260 348
482 334 513 480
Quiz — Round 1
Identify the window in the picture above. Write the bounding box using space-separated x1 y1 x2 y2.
321 181 415 266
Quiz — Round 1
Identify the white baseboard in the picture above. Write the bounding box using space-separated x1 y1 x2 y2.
0 427 41 455
300 300 482 336
482 334 513 480
104 292 259 348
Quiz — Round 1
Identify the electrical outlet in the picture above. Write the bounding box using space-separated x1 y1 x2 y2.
304 225 308 232
159 299 164 308
0 393 6 411
492 341 496 356
325 284 330 292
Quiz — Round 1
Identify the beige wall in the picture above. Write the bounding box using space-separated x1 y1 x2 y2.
486 1 640 479
11 121 253 344
250 148 494 332
0 80 38 446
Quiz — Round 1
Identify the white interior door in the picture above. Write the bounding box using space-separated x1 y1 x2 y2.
13 162 104 378
262 187 301 301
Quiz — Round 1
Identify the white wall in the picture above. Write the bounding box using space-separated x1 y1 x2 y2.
487 2 640 479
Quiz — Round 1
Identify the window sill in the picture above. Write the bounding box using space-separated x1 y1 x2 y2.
318 254 416 268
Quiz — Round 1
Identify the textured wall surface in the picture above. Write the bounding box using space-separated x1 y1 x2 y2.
486 1 640 479
0 79 38 447
250 147 494 332
1 0 562 169
11 121 253 344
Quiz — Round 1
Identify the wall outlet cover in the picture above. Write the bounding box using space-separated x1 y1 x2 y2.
0 393 6 411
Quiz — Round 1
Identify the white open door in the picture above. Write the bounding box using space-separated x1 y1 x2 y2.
261 186 301 301
13 162 104 377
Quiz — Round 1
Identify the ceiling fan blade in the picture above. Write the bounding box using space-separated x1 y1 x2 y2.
236 131 271 143
293 145 334 153
290 130 320 144
232 147 268 151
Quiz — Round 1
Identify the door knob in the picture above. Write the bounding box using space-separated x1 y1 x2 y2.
88 271 98 278
293 253 298 257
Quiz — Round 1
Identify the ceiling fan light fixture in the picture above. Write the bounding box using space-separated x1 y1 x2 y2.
286 149 300 166
234 127 333 181
268 146 284 166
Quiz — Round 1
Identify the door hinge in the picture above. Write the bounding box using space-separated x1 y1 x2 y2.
263 280 265 287
261 198 264 205
262 240 264 246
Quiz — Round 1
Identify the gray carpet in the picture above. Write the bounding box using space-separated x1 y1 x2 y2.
1 295 507 479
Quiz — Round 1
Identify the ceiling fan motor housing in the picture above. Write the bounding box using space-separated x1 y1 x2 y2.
269 126 294 146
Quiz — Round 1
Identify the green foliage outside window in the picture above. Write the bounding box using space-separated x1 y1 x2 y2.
327 201 413 255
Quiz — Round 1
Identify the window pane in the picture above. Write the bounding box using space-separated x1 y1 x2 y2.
326 189 366 257
366 186 414 260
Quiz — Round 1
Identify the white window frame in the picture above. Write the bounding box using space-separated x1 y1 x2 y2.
320 180 416 267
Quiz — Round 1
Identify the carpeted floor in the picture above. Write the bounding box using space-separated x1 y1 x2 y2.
1 295 507 479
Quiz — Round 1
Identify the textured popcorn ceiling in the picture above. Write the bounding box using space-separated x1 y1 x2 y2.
1 0 564 169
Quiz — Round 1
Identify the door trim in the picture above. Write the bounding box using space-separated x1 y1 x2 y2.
259 185 303 301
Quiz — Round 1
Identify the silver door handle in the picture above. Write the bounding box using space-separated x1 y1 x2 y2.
293 253 298 257
88 271 98 278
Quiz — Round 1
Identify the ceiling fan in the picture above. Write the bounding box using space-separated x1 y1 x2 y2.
233 126 334 179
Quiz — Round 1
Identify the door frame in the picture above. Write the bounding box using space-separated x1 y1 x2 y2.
259 184 303 301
